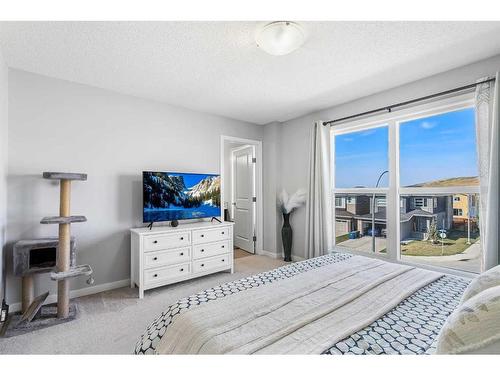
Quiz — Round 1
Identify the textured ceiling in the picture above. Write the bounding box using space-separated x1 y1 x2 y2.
1 21 500 124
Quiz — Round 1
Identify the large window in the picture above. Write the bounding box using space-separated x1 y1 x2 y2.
333 126 389 254
332 95 481 273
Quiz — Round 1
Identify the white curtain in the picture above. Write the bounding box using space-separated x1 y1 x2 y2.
475 73 499 271
305 121 333 259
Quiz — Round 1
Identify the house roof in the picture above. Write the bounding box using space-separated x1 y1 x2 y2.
400 209 436 222
336 208 438 223
353 211 387 222
335 209 355 219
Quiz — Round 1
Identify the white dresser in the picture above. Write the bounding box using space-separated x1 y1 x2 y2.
130 221 234 298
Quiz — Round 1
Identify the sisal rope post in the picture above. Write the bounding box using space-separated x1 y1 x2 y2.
57 179 71 318
21 275 34 314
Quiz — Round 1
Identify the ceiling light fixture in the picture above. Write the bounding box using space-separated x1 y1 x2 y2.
255 21 306 56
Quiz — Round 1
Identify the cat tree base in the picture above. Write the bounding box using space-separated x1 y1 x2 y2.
1 302 78 338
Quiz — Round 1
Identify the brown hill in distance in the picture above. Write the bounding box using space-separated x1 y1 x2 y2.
408 176 479 187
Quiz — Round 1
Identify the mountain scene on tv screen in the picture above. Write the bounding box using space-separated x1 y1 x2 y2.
143 172 221 222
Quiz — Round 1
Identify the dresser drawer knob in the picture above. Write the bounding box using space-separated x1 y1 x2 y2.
201 264 204 267
222 231 224 234
201 249 205 252
153 274 158 278
180 252 184 256
201 234 205 238
153 240 158 244
221 245 225 248
222 259 225 262
153 257 158 261
180 237 184 240
180 268 184 272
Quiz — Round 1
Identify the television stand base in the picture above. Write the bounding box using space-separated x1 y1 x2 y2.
147 222 153 230
211 217 222 223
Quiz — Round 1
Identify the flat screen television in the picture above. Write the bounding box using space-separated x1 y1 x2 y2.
142 171 221 223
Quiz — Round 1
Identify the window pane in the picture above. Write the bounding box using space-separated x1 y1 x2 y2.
399 108 478 187
335 194 387 254
400 193 480 273
334 126 389 188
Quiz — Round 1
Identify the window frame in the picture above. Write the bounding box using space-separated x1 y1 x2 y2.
330 92 480 274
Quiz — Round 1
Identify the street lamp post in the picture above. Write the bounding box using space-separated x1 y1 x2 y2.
467 194 471 245
372 170 389 253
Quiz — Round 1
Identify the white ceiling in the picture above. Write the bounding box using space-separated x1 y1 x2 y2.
1 21 500 124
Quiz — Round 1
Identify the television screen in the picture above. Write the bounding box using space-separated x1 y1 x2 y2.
142 171 221 223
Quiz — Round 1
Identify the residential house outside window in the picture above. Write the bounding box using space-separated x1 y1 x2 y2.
331 93 481 273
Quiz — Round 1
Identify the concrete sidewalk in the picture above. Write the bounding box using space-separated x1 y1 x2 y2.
402 241 481 273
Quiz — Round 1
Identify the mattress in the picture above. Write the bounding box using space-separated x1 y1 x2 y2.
134 252 469 355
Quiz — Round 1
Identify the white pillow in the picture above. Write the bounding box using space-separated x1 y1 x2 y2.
461 264 500 303
436 285 500 354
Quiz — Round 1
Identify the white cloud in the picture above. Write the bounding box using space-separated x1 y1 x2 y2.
360 129 377 136
420 121 437 129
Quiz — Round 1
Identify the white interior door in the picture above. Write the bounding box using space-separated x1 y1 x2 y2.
232 146 255 253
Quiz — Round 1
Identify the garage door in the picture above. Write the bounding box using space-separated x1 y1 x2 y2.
335 220 349 235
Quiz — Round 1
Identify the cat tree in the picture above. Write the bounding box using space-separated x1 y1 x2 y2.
41 172 93 319
3 173 94 336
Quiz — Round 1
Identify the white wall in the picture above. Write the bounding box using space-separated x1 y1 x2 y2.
270 53 500 260
0 49 8 301
5 69 263 306
263 122 282 256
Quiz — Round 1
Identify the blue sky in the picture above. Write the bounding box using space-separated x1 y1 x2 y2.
169 172 218 189
334 108 478 188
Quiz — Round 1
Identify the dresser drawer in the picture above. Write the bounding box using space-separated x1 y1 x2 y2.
192 227 230 244
144 262 191 286
143 232 190 252
193 240 229 260
144 247 191 269
193 254 230 274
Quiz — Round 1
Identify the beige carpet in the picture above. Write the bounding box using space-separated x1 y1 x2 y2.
0 254 285 354
234 248 253 259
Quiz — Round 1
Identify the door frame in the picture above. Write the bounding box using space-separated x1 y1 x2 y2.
220 135 263 254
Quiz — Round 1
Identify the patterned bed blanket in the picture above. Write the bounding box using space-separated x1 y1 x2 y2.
135 253 469 355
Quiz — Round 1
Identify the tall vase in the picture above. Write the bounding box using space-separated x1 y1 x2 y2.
282 213 292 262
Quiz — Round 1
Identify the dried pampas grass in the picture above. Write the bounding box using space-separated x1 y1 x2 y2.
278 188 307 214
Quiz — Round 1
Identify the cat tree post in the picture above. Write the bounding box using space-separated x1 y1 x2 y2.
58 179 71 318
21 275 34 313
41 172 93 320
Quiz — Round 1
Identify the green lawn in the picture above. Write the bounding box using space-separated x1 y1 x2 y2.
401 230 479 256
336 233 350 243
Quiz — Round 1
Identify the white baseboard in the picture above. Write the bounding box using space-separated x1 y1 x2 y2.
9 278 130 313
257 250 280 259
278 251 305 262
257 249 305 263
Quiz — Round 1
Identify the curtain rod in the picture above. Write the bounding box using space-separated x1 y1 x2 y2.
323 77 496 126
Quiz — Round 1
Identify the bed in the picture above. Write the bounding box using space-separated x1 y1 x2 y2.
134 252 469 355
